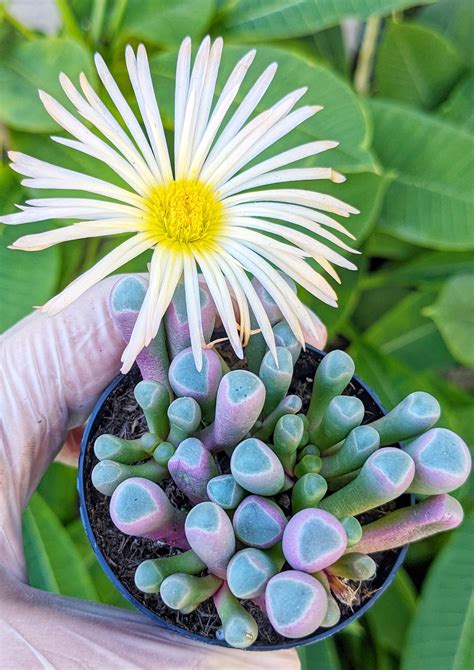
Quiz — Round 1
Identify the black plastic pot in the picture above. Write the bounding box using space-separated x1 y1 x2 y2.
78 346 412 651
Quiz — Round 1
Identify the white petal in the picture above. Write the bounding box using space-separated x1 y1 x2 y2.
41 234 153 315
220 167 345 196
94 52 162 181
9 219 141 250
212 105 323 188
204 62 278 168
183 253 204 370
225 201 355 238
219 140 339 197
219 226 308 258
146 252 183 344
174 37 192 169
223 188 359 217
192 37 223 153
195 249 243 359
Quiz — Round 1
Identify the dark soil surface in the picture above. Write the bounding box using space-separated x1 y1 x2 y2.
82 345 410 648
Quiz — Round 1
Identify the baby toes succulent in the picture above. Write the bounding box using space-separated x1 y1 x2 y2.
89 311 471 649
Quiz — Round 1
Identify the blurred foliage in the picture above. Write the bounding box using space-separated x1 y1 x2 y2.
0 1 472 667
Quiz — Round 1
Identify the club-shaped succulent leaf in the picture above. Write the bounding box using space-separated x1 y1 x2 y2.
340 516 363 546
265 571 328 638
134 380 170 440
206 474 247 510
168 438 218 504
320 448 415 518
199 370 266 452
320 425 381 479
312 395 365 452
253 395 303 441
152 441 175 467
299 444 320 458
94 433 159 464
282 509 347 573
184 502 236 578
260 347 294 416
164 281 216 360
273 321 302 365
293 454 322 478
291 473 328 513
273 414 305 474
231 438 285 495
134 550 206 593
403 428 471 495
167 397 202 446
160 573 222 612
109 478 188 548
109 276 170 386
327 553 376 580
233 495 287 548
92 459 167 496
369 391 441 445
227 548 279 599
213 584 259 649
168 347 222 422
307 350 355 443
348 494 464 555
313 571 341 628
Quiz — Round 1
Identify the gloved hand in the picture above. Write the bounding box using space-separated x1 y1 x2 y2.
0 274 326 669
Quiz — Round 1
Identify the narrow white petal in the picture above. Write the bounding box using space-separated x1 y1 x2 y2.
212 105 323 188
220 226 308 257
183 253 204 371
225 201 355 239
222 239 306 344
50 136 149 195
10 220 141 250
174 37 192 169
41 234 153 315
219 140 339 197
195 249 243 359
204 62 278 166
192 37 223 153
227 216 357 270
136 44 173 181
220 167 345 196
94 52 162 181
60 72 157 185
216 253 251 346
223 188 359 217
146 252 183 344
25 197 142 218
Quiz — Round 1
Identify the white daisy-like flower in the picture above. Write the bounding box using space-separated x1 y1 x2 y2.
1 36 359 372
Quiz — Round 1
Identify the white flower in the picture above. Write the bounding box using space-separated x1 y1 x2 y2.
1 37 359 372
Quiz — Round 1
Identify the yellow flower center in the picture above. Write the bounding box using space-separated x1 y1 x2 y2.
145 179 223 249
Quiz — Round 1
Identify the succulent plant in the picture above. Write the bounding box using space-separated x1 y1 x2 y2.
90 276 471 648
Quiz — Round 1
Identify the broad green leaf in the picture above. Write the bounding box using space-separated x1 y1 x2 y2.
299 172 389 337
365 232 420 261
299 637 342 670
439 76 474 133
37 463 79 525
424 275 474 368
0 37 95 133
353 285 411 331
219 0 433 40
369 100 474 250
375 21 465 110
365 569 417 656
22 493 98 600
0 222 60 332
418 0 474 68
68 519 133 608
365 290 454 371
402 514 474 670
366 250 474 288
147 44 376 171
118 0 215 46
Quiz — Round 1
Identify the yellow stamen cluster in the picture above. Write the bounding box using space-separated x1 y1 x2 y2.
146 179 223 249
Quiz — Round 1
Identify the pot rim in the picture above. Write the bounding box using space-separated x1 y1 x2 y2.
78 345 412 651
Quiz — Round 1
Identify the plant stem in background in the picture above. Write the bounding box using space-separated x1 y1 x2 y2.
106 0 128 41
0 7 35 40
90 0 107 45
354 17 381 95
55 0 86 45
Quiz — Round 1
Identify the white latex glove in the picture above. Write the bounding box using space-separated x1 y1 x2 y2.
0 275 301 670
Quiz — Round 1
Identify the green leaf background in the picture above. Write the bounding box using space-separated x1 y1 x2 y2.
0 1 472 668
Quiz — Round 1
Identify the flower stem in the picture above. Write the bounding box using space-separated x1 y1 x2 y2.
354 17 381 96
